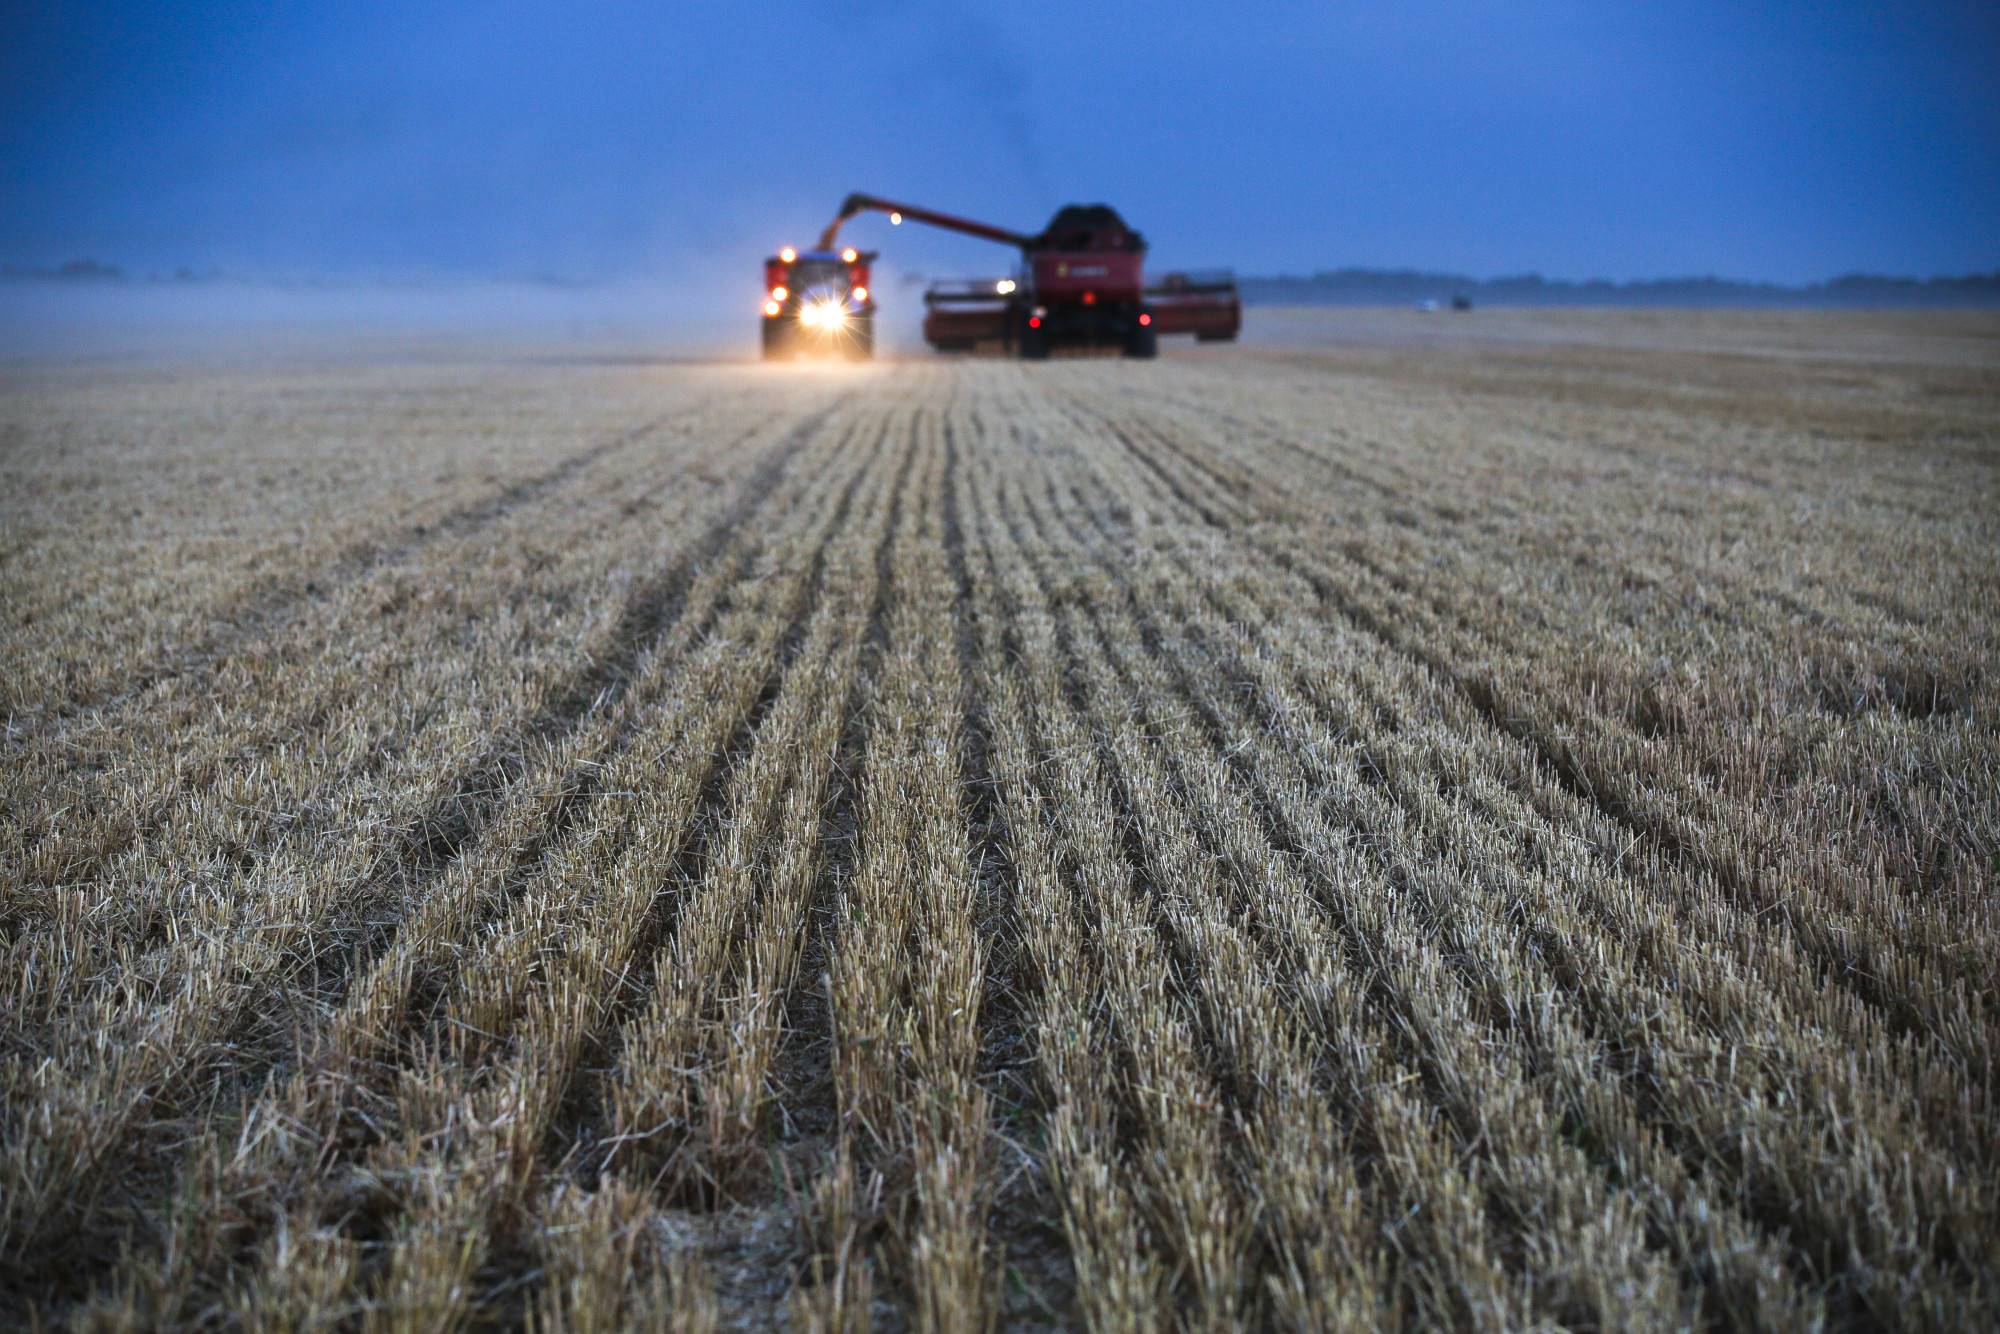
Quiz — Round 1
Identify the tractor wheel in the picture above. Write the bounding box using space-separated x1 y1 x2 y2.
761 320 789 360
845 317 874 361
1018 325 1051 361
1124 323 1159 359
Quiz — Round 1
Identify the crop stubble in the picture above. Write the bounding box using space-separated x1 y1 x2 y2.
2 315 1996 1329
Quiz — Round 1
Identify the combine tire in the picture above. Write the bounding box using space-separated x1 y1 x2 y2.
1018 325 1051 361
1124 324 1159 359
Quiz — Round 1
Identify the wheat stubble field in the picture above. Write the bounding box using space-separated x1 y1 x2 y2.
2 311 1997 1330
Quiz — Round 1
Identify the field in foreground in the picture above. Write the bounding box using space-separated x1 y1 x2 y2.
3 311 1997 1330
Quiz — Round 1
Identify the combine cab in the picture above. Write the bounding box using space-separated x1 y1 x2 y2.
815 193 1240 359
761 246 876 360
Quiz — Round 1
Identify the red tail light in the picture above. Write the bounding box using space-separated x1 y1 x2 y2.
1138 313 1152 326
1027 316 1041 329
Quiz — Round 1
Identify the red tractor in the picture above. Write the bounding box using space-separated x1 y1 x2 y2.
760 244 877 360
813 193 1239 359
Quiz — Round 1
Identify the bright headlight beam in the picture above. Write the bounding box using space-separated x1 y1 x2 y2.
799 301 845 330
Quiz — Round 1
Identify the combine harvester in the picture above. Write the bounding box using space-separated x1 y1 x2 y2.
763 192 1239 359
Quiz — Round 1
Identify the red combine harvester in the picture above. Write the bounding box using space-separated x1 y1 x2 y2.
813 192 1239 359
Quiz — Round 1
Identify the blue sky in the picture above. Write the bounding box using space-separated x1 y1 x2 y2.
3 1 1996 283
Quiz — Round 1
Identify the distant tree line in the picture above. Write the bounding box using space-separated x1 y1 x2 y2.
1240 268 2000 308
2 259 234 283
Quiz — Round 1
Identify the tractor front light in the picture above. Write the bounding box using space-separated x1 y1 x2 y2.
763 300 781 317
851 286 868 303
770 285 788 302
996 278 1016 295
801 302 845 329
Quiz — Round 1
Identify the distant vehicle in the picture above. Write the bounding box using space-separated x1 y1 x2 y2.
1451 293 1474 311
760 246 876 360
